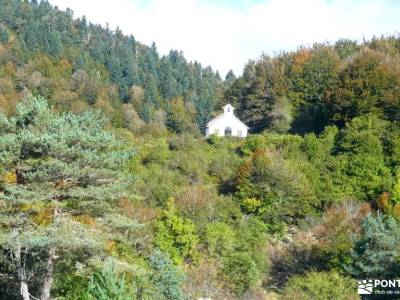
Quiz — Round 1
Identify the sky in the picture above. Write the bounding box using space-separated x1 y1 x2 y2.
48 0 400 77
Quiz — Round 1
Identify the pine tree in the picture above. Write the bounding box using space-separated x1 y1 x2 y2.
23 22 40 52
0 96 135 300
225 69 236 85
346 213 400 278
44 30 63 57
0 24 9 43
149 249 185 300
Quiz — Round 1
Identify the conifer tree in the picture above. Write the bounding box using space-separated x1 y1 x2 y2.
0 96 135 300
346 213 400 278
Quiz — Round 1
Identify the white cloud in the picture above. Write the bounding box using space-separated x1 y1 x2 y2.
49 0 399 76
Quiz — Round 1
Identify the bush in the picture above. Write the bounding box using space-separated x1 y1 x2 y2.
312 201 370 271
132 164 183 205
183 258 234 299
149 249 185 300
154 198 199 264
236 149 318 230
236 217 268 270
212 196 243 225
205 222 235 257
84 264 135 300
141 138 170 165
222 252 259 295
282 271 358 300
175 185 218 225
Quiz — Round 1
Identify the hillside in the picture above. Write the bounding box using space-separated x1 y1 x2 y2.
0 0 223 132
2 1 400 300
227 37 400 134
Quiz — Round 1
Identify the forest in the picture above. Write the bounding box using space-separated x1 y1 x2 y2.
1 0 400 299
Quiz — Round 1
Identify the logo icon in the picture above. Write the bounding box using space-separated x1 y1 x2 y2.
358 280 373 294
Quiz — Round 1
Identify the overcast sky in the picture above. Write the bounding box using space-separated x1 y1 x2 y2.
48 0 399 77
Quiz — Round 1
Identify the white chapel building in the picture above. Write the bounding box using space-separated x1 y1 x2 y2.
205 104 249 138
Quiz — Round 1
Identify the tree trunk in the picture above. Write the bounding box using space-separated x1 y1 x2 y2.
40 246 56 300
13 230 30 300
20 280 30 300
40 207 58 300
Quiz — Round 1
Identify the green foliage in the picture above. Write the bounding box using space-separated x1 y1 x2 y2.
391 170 400 204
300 126 345 205
241 197 262 213
53 273 88 300
334 39 360 59
205 222 235 257
336 114 392 200
290 45 341 133
240 134 269 155
282 271 357 300
0 24 9 43
149 249 185 300
227 56 290 132
0 96 141 300
346 213 400 278
154 198 200 264
204 218 267 296
166 97 199 134
84 263 135 300
222 252 259 295
0 95 134 202
236 148 318 231
235 216 268 269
